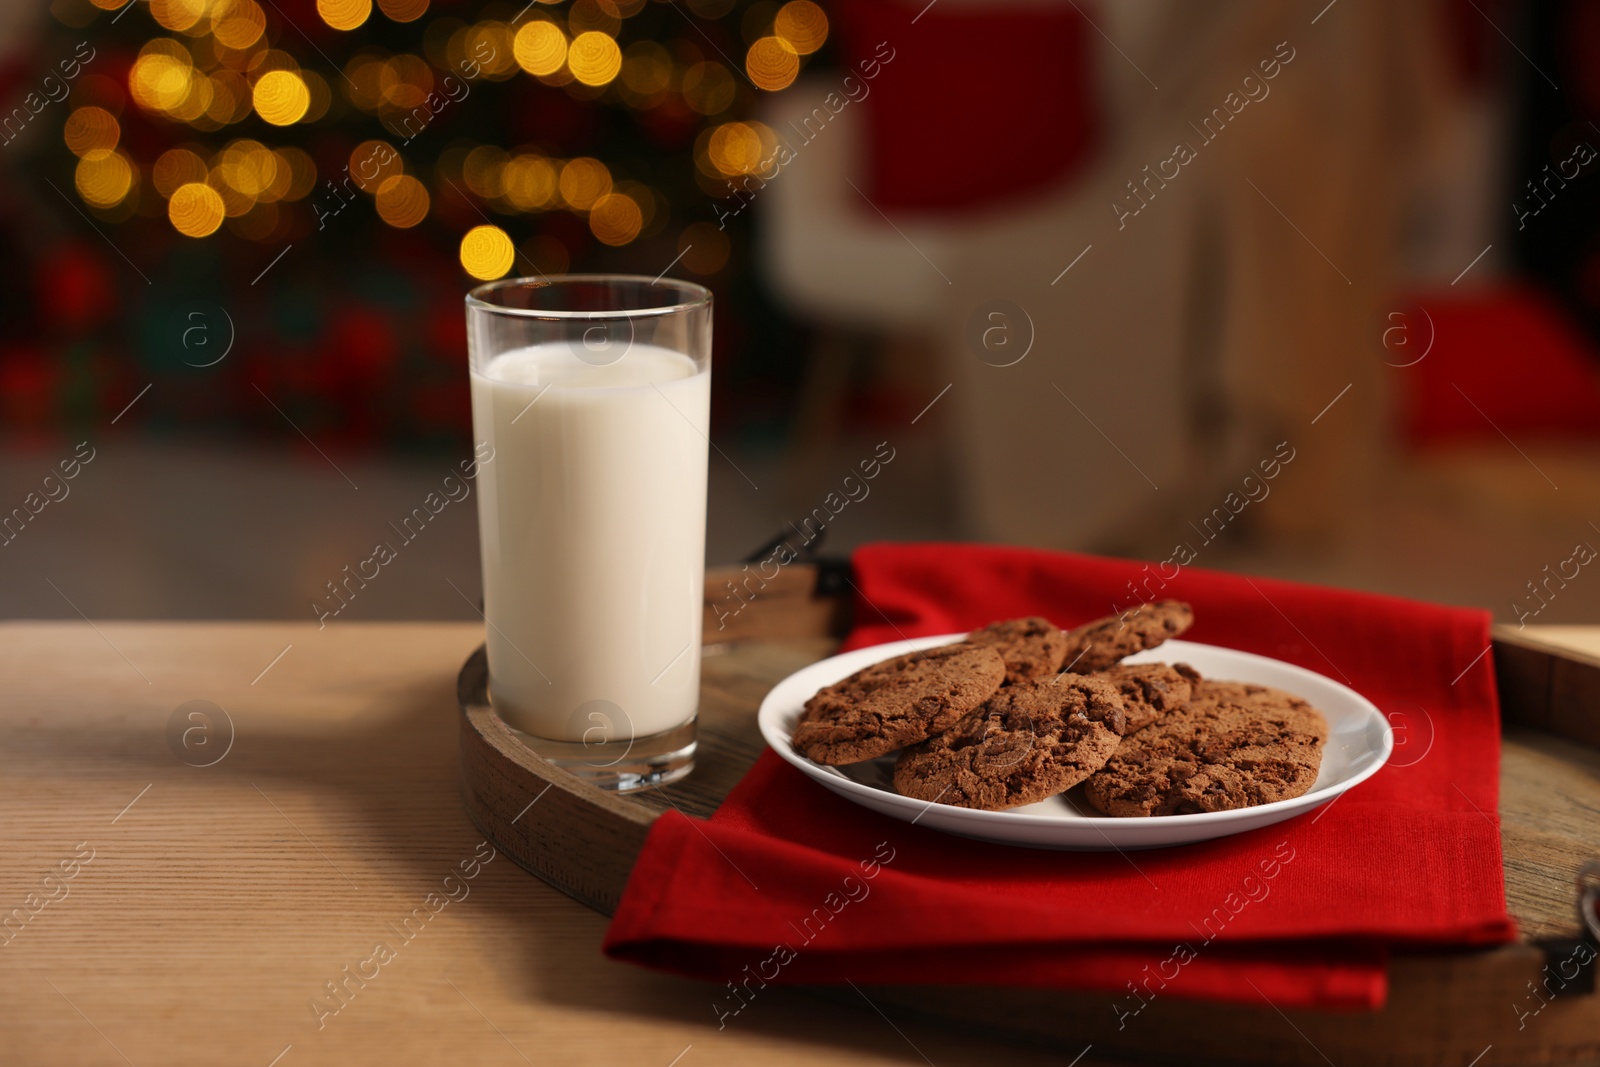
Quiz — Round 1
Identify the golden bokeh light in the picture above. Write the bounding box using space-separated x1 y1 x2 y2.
558 156 612 210
349 139 402 192
380 54 433 108
569 0 617 35
151 0 207 33
153 148 209 197
708 121 764 175
345 54 385 111
220 140 278 196
64 107 120 161
566 31 621 87
463 145 507 198
376 0 429 23
774 0 828 55
460 225 515 280
513 21 567 77
468 22 519 79
745 36 798 91
588 191 641 246
253 70 310 125
276 147 319 200
209 167 254 216
375 174 430 227
205 70 253 125
261 153 294 202
75 151 134 208
614 179 657 232
317 0 370 32
169 181 226 236
170 74 214 123
568 0 621 36
212 0 267 49
130 40 196 114
682 61 735 115
501 154 558 210
678 221 731 275
89 0 131 9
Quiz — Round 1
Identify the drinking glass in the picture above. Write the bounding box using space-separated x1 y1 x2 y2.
465 275 712 790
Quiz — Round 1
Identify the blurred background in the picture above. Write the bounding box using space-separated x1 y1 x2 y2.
2 0 1599 628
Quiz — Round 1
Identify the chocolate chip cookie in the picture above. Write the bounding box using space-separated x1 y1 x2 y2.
968 616 1068 685
1096 662 1198 732
1083 687 1327 817
893 674 1128 811
793 642 1006 765
1061 600 1194 673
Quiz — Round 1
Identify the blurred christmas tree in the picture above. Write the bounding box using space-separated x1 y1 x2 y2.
6 0 827 450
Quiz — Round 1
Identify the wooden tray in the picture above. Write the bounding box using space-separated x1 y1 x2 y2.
459 563 1600 1067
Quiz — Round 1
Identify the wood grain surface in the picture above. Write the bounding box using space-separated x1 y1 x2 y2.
4 619 1599 1067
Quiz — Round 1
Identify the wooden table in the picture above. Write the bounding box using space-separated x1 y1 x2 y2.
4 621 1598 1067
0 622 1117 1067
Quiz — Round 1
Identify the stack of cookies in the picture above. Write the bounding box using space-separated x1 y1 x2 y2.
790 602 1328 815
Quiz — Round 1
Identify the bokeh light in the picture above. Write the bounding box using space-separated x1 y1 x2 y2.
460 224 515 279
745 36 798 91
277 147 318 200
588 191 642 245
678 221 731 275
558 156 612 210
345 54 385 111
153 147 209 197
502 154 558 210
212 0 267 49
318 0 371 32
708 121 764 176
513 21 567 78
75 151 134 208
253 70 310 126
468 22 519 80
219 140 278 197
774 0 828 55
151 0 207 34
569 0 621 36
130 39 197 115
205 70 253 125
567 31 622 87
64 107 120 161
376 0 429 23
169 181 226 236
350 139 402 192
682 62 735 115
463 145 508 198
380 54 433 108
376 174 430 227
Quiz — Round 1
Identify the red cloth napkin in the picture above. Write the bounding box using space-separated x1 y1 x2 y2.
604 544 1515 1011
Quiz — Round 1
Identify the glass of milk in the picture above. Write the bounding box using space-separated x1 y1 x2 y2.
465 276 711 791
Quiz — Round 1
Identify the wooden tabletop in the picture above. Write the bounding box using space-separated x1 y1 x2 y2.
5 621 1599 1067
0 621 1119 1067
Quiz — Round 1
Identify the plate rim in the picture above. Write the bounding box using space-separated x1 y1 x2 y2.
758 633 1394 830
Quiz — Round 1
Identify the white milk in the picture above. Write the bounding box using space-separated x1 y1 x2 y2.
470 342 709 742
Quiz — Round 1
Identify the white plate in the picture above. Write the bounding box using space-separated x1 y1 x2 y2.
758 635 1392 850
